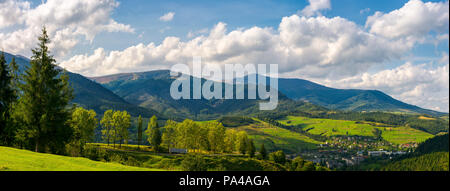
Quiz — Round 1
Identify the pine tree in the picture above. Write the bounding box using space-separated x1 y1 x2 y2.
260 143 267 160
16 27 74 153
137 115 143 148
0 52 16 145
247 139 255 157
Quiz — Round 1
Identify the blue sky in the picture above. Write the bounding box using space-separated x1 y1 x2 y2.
0 0 449 111
23 0 447 56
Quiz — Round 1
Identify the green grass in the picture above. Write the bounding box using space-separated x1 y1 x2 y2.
0 146 162 171
236 120 323 153
379 126 433 145
278 116 433 144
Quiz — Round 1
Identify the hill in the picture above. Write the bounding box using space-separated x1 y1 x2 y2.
351 134 449 171
1 51 158 118
381 152 448 171
240 74 445 116
381 134 449 171
0 146 159 171
277 116 434 145
90 70 324 120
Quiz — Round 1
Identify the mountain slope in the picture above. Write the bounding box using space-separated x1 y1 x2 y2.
91 70 325 120
1 51 158 118
241 74 444 116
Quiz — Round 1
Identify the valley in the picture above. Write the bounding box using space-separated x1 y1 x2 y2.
0 51 448 171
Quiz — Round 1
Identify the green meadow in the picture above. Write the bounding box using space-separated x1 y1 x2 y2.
235 119 323 153
380 126 433 145
0 146 161 171
278 116 433 144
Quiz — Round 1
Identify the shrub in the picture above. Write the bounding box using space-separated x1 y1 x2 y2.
181 154 207 171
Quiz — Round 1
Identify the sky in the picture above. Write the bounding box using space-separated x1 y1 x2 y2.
0 0 449 112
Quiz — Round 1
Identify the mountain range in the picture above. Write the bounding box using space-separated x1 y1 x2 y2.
2 51 445 119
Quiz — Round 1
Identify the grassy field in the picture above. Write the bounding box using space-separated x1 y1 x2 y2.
0 146 162 171
380 126 433 145
235 119 323 153
278 116 433 144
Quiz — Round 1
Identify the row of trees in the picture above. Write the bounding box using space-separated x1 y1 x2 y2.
100 110 131 148
145 116 260 155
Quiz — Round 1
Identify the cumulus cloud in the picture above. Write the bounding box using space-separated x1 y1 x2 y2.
0 0 30 28
159 12 175 22
324 62 449 112
61 16 412 79
0 0 134 59
300 0 331 17
366 0 449 41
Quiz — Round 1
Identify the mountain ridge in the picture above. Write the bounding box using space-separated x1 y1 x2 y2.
91 70 445 116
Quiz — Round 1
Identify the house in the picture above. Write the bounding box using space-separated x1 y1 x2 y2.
169 148 188 154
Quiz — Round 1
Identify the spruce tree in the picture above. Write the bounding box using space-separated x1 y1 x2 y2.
247 139 255 157
137 115 143 148
17 27 74 153
260 143 267 160
0 52 16 145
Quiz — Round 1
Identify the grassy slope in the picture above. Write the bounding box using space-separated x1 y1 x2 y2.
235 119 323 153
278 116 433 144
0 146 161 171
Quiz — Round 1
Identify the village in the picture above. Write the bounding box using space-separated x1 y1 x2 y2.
288 136 415 169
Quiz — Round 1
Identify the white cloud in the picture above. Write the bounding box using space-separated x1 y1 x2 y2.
300 0 331 17
159 12 175 22
61 16 411 79
366 0 449 41
187 28 209 38
324 62 449 112
439 52 449 64
360 8 370 14
0 0 134 59
0 0 30 28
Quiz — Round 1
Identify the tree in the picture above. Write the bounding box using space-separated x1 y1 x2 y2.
259 143 267 160
372 128 382 140
162 120 177 152
247 138 255 157
16 27 73 153
0 52 16 145
269 150 286 164
146 115 161 151
113 110 131 148
137 115 143 148
224 129 237 153
100 110 114 146
67 107 97 156
237 131 249 155
207 121 226 153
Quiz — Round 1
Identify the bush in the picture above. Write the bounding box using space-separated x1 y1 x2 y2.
269 150 286 164
181 154 207 171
